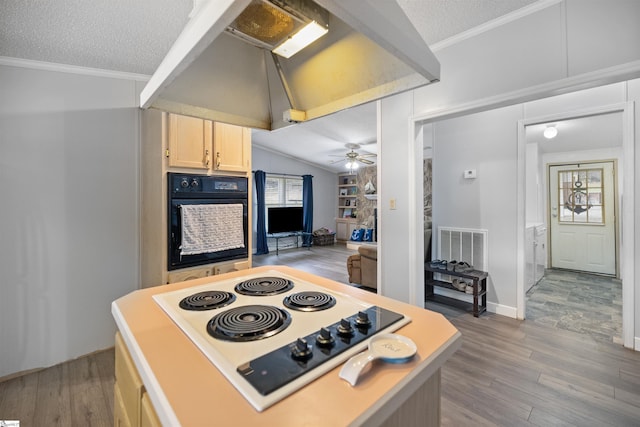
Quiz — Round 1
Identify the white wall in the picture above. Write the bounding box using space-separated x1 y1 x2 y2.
379 92 424 304
432 106 523 315
251 146 337 252
414 0 640 114
0 64 140 377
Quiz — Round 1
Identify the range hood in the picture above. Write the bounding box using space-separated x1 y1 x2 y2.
140 0 440 130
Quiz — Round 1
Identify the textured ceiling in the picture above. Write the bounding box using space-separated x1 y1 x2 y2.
1 0 538 75
1 0 540 171
0 0 193 75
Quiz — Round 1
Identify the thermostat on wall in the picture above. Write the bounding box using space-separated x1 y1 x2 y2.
464 169 477 179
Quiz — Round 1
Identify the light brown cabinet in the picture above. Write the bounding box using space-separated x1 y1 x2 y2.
141 109 252 287
213 121 251 172
114 332 160 427
336 218 358 241
167 114 213 169
166 113 250 173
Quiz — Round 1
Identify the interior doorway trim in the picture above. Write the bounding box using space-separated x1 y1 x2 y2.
516 102 635 349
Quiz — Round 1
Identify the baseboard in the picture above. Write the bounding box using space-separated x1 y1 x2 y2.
634 337 640 351
487 302 517 319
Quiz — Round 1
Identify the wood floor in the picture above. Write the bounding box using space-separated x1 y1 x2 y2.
2 244 639 426
0 349 114 427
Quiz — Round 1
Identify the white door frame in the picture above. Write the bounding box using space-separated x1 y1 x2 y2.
516 102 635 348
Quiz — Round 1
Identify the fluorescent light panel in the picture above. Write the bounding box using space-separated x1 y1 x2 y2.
272 21 328 58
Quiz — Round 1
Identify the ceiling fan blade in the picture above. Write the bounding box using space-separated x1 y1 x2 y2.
358 158 375 165
329 158 347 164
357 153 377 158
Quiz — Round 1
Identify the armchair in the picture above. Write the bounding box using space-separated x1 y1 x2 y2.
347 245 377 291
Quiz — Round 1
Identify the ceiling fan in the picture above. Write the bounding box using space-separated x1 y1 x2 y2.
329 143 376 170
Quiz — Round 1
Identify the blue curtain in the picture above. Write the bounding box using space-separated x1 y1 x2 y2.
254 170 269 255
302 175 313 246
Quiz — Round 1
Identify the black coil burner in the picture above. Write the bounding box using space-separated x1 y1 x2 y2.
283 291 336 312
179 291 236 311
207 305 291 342
234 277 294 296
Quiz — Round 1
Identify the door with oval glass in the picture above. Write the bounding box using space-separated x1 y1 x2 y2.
549 161 616 275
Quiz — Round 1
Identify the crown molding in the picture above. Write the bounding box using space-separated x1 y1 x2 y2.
252 143 339 174
0 56 151 82
430 0 563 52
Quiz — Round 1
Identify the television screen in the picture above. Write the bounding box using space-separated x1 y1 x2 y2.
268 207 303 234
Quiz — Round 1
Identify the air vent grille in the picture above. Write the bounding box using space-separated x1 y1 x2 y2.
438 227 488 272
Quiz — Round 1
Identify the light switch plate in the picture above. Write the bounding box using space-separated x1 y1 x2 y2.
464 169 477 179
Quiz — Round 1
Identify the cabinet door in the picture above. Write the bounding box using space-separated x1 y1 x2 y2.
213 122 250 172
115 332 143 427
167 114 213 169
336 221 348 240
114 383 132 427
140 393 161 427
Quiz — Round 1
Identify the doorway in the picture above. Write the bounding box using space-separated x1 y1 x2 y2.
521 109 627 344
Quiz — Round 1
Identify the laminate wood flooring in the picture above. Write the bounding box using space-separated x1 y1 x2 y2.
2 245 639 426
0 349 114 427
252 243 357 286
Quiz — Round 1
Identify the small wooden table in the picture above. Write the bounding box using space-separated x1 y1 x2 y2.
424 263 488 317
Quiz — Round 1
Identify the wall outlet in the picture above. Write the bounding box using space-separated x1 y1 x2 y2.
389 198 397 210
464 169 477 179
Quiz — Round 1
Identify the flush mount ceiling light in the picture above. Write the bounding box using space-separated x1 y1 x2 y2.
544 125 558 139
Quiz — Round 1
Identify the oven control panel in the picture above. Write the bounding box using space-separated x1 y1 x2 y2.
237 306 405 396
169 173 248 194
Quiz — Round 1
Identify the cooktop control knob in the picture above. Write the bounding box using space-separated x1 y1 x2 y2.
180 178 189 188
291 337 313 360
190 178 199 188
316 327 335 347
355 311 371 328
337 318 354 336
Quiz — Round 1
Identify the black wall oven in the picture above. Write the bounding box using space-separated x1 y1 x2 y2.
168 173 248 270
